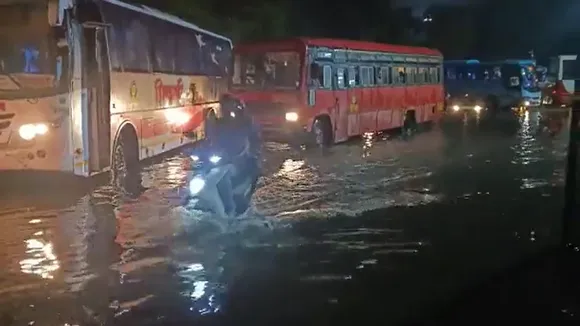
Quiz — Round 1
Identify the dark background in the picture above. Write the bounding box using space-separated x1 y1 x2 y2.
133 0 578 63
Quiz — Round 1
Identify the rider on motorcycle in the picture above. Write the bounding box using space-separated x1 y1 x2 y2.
206 94 261 218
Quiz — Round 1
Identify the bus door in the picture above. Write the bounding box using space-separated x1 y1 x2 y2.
82 23 111 173
346 66 360 136
333 66 348 142
66 18 91 176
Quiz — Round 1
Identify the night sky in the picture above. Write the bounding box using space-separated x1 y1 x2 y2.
395 0 480 15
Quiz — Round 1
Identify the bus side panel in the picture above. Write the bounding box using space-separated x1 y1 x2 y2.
347 87 361 136
391 86 406 129
109 71 210 160
405 85 419 117
359 86 376 133
377 85 394 131
416 86 431 123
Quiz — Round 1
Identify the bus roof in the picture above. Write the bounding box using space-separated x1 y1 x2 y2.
234 37 441 57
445 59 536 66
445 60 480 64
101 0 232 46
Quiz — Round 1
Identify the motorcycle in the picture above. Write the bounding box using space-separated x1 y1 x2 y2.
186 139 259 220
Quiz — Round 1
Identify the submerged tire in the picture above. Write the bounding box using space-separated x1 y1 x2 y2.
311 117 332 148
112 130 141 192
402 110 417 137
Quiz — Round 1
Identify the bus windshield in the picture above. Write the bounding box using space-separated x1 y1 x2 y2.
232 51 301 90
0 5 60 92
521 64 540 92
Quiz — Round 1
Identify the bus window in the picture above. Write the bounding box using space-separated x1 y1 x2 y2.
380 67 389 84
418 67 427 83
347 66 357 87
406 66 416 84
366 67 374 85
336 67 346 89
423 67 430 83
445 67 456 80
322 65 332 88
429 67 436 83
361 66 373 85
309 63 322 87
396 66 406 84
359 66 368 86
492 66 501 79
375 67 383 84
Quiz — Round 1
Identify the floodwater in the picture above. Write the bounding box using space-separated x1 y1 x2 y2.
0 109 570 325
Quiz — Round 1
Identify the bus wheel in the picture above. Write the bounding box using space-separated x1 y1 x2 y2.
402 110 417 138
112 129 141 191
311 117 332 148
486 96 499 114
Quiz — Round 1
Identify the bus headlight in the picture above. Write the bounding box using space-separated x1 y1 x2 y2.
285 112 298 121
473 105 482 113
19 123 48 140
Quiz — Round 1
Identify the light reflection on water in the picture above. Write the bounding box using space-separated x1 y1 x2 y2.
19 238 59 279
0 112 570 324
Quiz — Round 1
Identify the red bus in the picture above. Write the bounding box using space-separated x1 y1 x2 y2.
231 38 444 146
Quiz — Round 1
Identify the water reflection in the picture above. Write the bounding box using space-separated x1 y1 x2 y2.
0 112 570 324
362 132 374 157
19 238 59 279
178 262 223 315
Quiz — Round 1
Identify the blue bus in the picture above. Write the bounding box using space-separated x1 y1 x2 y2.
444 59 541 109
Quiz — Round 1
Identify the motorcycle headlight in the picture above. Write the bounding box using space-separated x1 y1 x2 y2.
189 176 205 195
209 155 221 164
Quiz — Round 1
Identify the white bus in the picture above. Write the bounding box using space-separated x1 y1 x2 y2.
0 0 231 187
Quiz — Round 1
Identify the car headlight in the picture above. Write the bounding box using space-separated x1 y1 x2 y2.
189 176 205 195
452 105 460 111
19 123 48 140
524 101 530 106
209 155 221 164
191 155 199 161
473 105 482 112
285 112 298 121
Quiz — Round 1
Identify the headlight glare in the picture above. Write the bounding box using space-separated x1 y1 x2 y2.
19 123 48 140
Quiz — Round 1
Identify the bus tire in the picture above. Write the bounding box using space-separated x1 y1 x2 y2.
402 110 417 137
486 95 499 114
311 116 332 148
112 126 141 191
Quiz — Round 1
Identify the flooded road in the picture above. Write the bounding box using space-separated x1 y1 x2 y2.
0 109 570 325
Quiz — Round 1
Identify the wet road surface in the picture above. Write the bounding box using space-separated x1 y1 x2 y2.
0 108 570 325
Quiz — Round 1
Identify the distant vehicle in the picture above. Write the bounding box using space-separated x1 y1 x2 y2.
444 59 542 111
545 54 579 106
231 38 444 147
0 0 231 188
